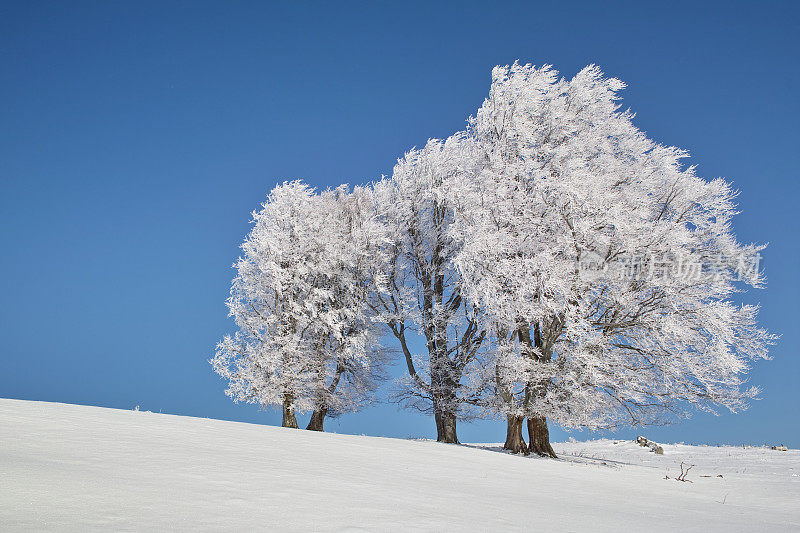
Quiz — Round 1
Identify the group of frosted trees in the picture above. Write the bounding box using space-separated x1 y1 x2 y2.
212 63 773 456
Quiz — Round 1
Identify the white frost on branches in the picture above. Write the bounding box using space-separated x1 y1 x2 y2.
212 61 773 438
369 136 486 437
448 62 775 429
211 182 388 419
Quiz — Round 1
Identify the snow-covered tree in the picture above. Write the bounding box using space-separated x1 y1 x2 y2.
370 135 487 443
211 61 772 452
449 62 774 456
211 181 388 430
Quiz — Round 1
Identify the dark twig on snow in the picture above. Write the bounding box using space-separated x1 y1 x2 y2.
676 462 695 482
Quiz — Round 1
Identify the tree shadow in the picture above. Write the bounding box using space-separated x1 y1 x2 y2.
463 443 636 469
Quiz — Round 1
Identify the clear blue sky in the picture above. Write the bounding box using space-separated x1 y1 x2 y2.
2 1 798 446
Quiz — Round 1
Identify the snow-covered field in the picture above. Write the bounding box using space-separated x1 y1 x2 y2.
1 399 797 531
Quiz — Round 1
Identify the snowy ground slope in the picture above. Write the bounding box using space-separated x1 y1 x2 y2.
1 399 798 532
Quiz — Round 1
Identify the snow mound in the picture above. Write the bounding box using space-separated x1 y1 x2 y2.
1 399 798 531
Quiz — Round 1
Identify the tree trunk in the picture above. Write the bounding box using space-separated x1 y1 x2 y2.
306 408 326 431
527 415 556 458
282 396 298 428
503 415 528 454
435 409 459 444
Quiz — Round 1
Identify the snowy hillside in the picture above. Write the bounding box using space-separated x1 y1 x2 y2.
1 399 798 531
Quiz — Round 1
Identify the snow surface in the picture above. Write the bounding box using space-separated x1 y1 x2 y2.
1 399 798 531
